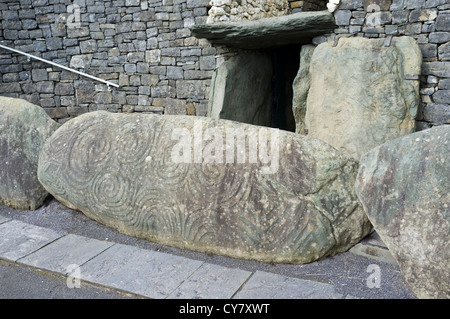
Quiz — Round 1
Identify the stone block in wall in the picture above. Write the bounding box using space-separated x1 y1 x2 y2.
409 8 438 22
438 41 450 60
67 27 90 38
36 81 54 94
429 32 450 43
31 69 48 82
405 0 426 10
392 9 409 24
335 10 352 25
432 90 450 104
339 0 363 10
176 80 205 99
423 103 450 124
70 54 92 69
54 83 75 96
43 107 68 119
439 78 450 90
435 13 450 31
153 97 186 114
420 43 437 58
422 61 450 77
363 0 392 11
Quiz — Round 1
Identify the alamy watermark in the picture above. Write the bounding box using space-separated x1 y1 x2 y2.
170 119 280 174
366 264 381 288
366 4 382 27
66 264 81 289
66 4 81 28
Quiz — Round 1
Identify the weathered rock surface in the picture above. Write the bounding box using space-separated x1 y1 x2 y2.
292 44 315 135
208 52 273 127
294 36 422 161
355 125 450 299
38 111 371 264
0 97 60 210
190 11 337 49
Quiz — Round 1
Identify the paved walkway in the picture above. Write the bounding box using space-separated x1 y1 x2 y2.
0 215 348 299
0 211 414 299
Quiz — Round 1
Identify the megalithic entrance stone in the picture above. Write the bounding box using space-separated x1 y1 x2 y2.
38 111 372 264
293 36 422 161
208 52 273 128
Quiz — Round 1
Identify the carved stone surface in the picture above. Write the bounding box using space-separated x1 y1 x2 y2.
355 125 450 299
38 111 371 264
294 36 422 161
0 97 60 210
292 44 315 135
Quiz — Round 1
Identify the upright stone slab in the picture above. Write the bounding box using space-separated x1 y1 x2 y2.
38 111 371 264
355 125 450 299
294 36 422 161
208 52 273 127
0 97 60 210
292 45 315 135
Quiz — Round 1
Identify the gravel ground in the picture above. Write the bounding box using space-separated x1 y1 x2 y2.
0 197 416 299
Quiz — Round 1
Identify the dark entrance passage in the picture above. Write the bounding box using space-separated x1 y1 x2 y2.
270 44 301 132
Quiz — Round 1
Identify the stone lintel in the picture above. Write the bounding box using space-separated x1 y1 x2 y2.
190 11 337 50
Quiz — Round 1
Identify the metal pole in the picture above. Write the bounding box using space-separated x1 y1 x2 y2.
0 43 119 88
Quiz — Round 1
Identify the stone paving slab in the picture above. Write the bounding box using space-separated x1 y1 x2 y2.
18 234 115 274
0 216 10 224
167 262 252 299
79 243 204 299
1 218 410 299
0 220 63 262
233 271 343 299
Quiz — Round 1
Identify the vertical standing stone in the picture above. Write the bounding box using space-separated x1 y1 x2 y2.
208 52 273 127
294 37 422 161
0 97 60 210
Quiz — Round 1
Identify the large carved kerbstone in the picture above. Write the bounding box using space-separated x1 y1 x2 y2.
355 125 450 299
0 97 60 210
294 36 422 161
38 111 371 264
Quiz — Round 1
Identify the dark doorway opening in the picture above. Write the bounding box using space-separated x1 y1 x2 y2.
269 44 302 133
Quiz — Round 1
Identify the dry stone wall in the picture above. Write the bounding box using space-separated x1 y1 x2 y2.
0 0 448 128
0 0 237 122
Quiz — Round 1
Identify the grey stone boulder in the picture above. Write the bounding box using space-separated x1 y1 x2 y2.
208 52 273 127
294 36 422 161
355 125 450 299
38 111 371 264
0 97 60 210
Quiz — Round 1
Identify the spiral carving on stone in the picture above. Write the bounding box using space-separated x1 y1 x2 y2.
38 111 371 264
